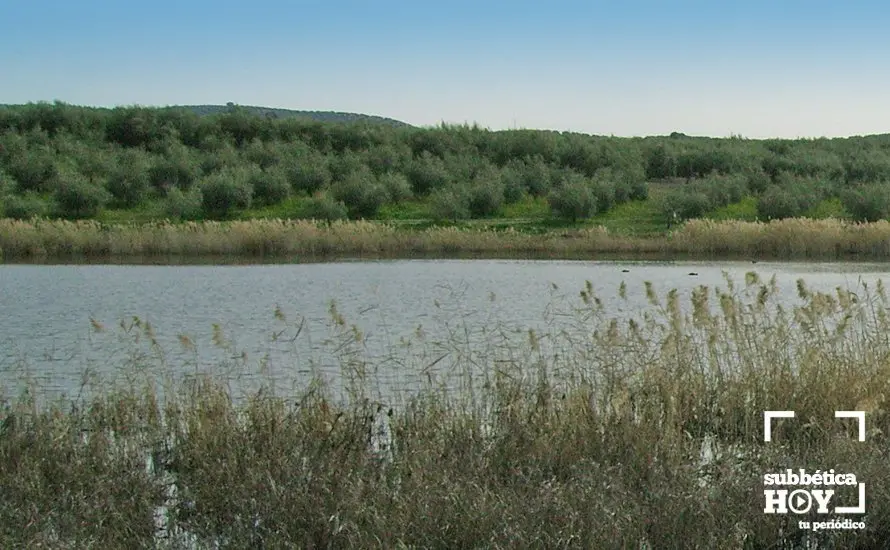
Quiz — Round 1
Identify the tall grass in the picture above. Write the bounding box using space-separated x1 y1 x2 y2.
3 275 890 547
5 216 890 261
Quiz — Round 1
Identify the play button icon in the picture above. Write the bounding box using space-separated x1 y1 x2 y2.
789 490 813 514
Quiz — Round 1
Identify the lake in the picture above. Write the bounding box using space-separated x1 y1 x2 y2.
2 259 889 401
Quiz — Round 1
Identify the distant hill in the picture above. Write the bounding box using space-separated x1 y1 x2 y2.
178 104 413 128
0 102 413 128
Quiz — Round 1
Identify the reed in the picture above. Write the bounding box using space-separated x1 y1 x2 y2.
2 275 890 547
5 216 890 261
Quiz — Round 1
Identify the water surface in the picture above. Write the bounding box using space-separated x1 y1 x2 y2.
2 259 888 400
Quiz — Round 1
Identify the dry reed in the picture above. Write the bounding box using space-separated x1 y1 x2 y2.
2 275 890 547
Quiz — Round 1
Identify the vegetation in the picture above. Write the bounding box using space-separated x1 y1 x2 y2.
2 276 889 547
4 102 890 259
6 217 890 261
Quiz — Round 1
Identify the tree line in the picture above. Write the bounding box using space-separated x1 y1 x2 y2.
1 101 890 223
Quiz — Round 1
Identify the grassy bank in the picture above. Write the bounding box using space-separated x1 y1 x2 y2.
3 276 890 547
5 216 890 261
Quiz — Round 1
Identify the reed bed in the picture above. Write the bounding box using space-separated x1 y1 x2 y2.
0 218 661 260
5 216 890 261
2 275 890 548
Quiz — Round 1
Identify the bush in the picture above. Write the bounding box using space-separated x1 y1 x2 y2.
378 172 413 203
242 138 283 169
548 173 597 222
406 152 450 195
329 167 388 219
284 153 330 195
327 152 367 182
644 142 675 179
106 149 152 207
199 143 240 175
840 183 890 222
6 147 58 193
500 161 526 204
520 155 552 197
54 168 112 218
249 167 291 206
199 166 254 219
756 185 802 220
661 188 712 222
429 186 471 222
366 143 411 175
466 167 505 217
162 186 203 220
148 144 199 192
299 194 348 221
2 192 53 219
744 166 771 194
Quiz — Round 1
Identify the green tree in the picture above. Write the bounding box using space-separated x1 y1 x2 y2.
406 151 450 196
299 194 349 221
548 173 597 222
329 167 388 219
249 166 291 206
429 186 471 222
840 183 890 222
106 149 152 207
54 167 111 218
199 166 255 219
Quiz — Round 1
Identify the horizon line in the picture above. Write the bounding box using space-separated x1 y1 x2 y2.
2 99 887 141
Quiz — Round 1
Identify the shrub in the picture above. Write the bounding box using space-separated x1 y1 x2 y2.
249 166 291 206
366 143 411 175
756 185 802 220
378 172 413 203
329 167 388 219
429 186 471 221
744 166 771 194
644 142 675 179
840 183 890 222
299 194 349 221
106 149 152 207
242 138 283 169
199 166 254 219
661 188 712 222
198 143 240 175
327 152 367 182
54 168 112 218
162 186 203 220
6 147 58 193
500 160 526 204
2 192 53 219
520 155 553 197
406 152 450 195
467 167 505 217
283 153 330 195
148 144 199 192
548 173 597 222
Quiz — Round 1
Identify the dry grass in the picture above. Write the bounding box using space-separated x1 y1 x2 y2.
2 275 890 547
2 218 654 261
5 216 890 261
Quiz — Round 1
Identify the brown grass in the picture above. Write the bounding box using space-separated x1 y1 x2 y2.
2 276 890 547
4 216 890 261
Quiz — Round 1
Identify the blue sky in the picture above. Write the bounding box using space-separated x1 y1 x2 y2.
2 1 888 138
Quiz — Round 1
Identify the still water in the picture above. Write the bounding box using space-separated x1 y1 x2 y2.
2 259 889 400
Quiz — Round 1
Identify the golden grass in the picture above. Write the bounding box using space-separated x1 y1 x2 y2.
4 216 890 261
3 276 890 547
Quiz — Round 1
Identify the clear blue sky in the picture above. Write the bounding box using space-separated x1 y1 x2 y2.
2 1 888 138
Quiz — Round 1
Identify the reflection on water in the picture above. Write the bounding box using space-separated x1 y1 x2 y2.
2 259 889 400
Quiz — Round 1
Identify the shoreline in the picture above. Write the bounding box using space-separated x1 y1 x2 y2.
3 216 890 264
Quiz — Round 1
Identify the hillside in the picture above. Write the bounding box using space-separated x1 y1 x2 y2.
0 102 413 128
2 102 890 231
172 104 412 127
